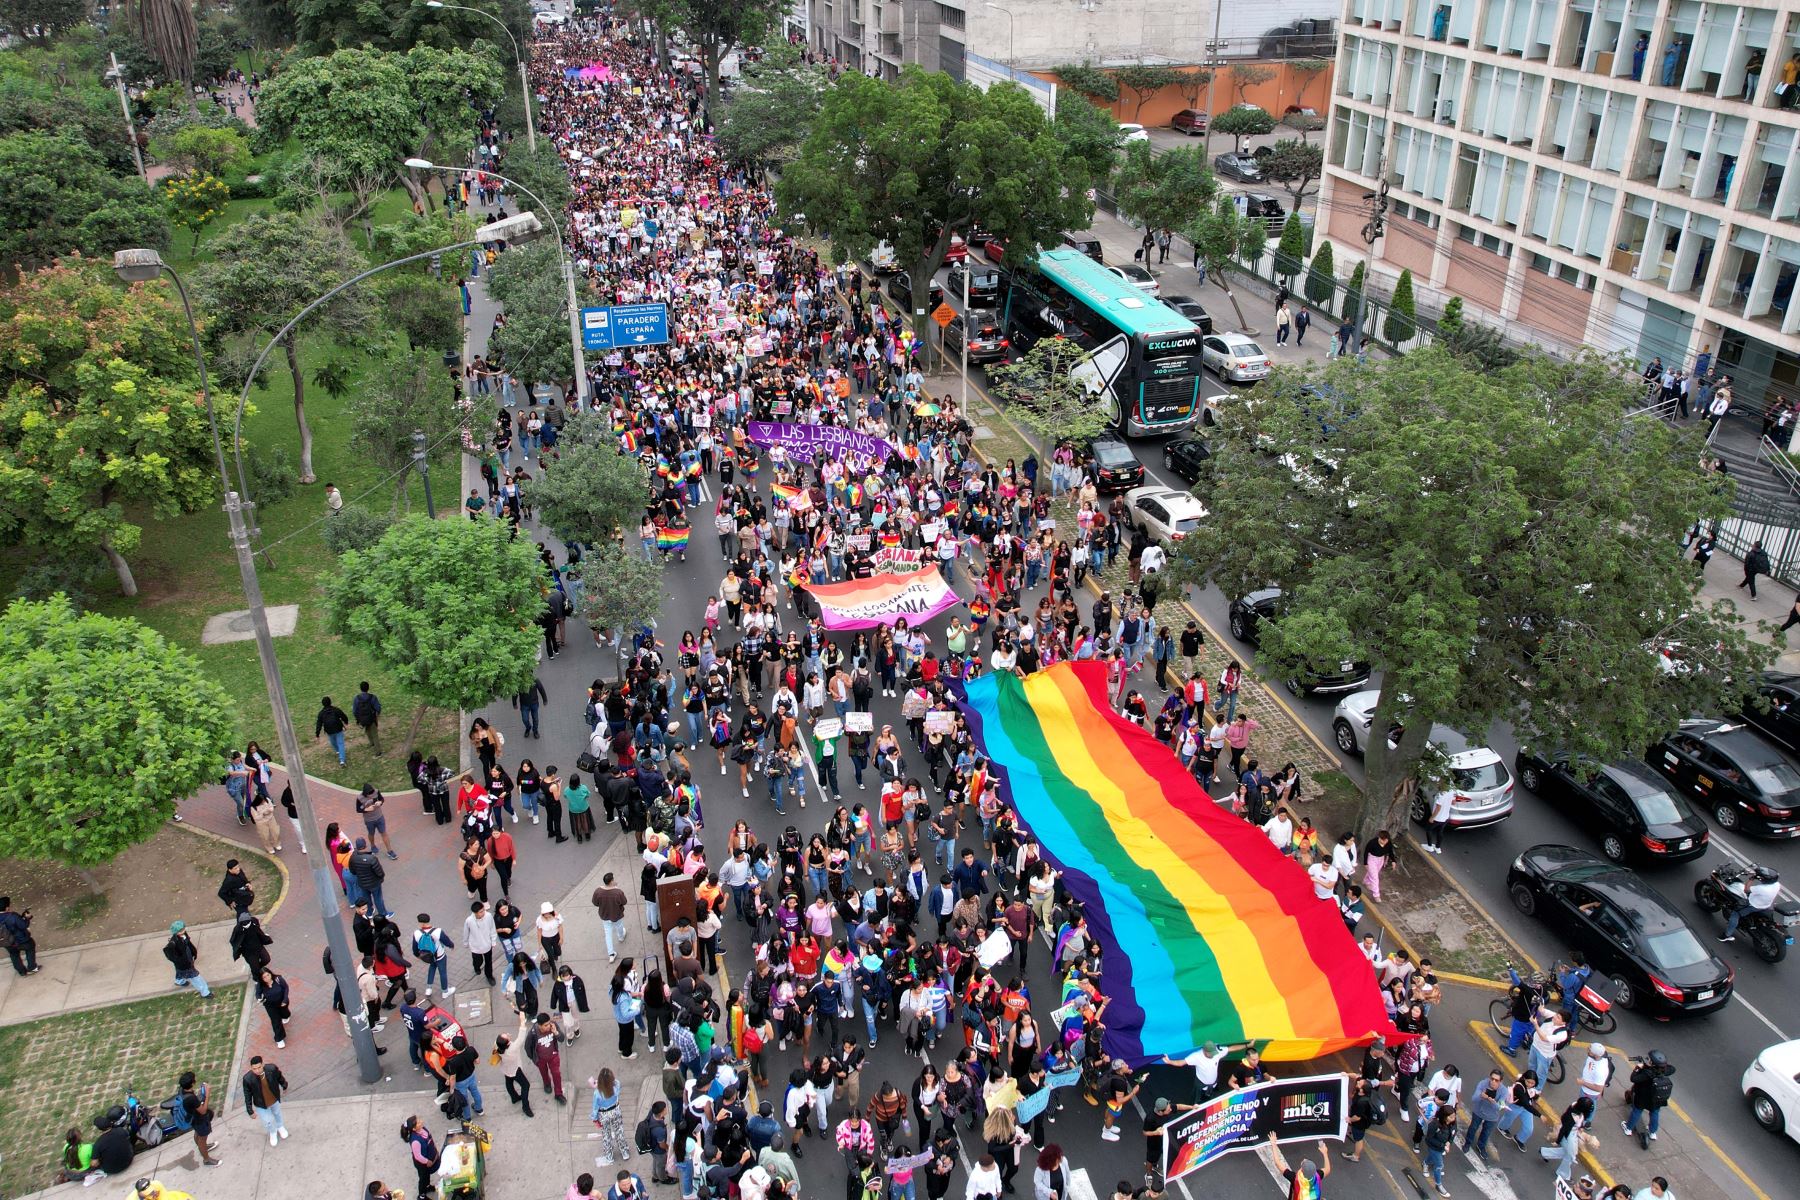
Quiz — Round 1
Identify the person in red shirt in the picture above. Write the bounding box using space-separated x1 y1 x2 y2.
489 828 517 896
880 779 907 829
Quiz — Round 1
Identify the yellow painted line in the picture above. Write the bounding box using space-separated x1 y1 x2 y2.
1436 970 1508 994
1464 1020 1615 1189
1666 1097 1773 1200
1414 850 1541 974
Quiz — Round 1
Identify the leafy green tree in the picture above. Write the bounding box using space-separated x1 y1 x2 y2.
484 240 576 396
1173 67 1213 111
1436 295 1464 342
0 261 216 596
1211 104 1274 151
321 503 395 555
234 0 294 71
295 0 530 55
531 411 652 548
326 515 546 718
1052 90 1124 190
154 125 250 177
161 171 231 250
574 543 665 664
1304 240 1335 307
142 102 250 145
349 349 465 512
491 140 575 221
1344 260 1367 324
0 50 146 174
0 595 235 878
1114 62 1183 121
1229 63 1275 103
990 336 1112 450
378 274 462 354
1113 143 1216 238
1384 268 1416 344
670 0 787 118
1185 194 1268 332
194 211 372 483
1053 63 1119 103
778 67 1092 352
718 40 829 168
1172 347 1771 840
1290 58 1330 107
1280 110 1326 138
194 9 244 82
0 0 91 45
0 132 170 270
1259 138 1323 208
1274 213 1307 282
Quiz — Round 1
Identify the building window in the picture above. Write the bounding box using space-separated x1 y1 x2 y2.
936 3 964 30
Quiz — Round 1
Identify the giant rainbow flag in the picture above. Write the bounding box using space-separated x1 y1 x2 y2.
957 662 1394 1063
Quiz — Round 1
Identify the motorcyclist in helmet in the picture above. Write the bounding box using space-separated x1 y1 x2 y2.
1721 867 1781 942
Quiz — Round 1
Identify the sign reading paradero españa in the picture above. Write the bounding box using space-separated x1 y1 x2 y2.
745 421 893 463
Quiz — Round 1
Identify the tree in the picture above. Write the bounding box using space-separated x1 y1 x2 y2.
326 515 547 717
718 40 829 168
154 125 250 177
1260 138 1323 208
491 140 574 221
161 171 230 250
349 350 465 511
484 240 577 395
1280 110 1326 138
1344 260 1366 324
1114 62 1184 121
1290 58 1330 107
125 0 198 94
1174 67 1213 111
0 261 217 596
378 274 462 355
1053 63 1119 104
1185 194 1268 333
575 543 666 665
990 336 1113 451
779 68 1092 353
0 0 90 45
670 0 787 120
1274 213 1307 282
1229 63 1275 104
1304 240 1335 307
194 211 372 483
321 504 395 555
1211 105 1274 151
1113 143 1217 238
0 596 235 879
1171 347 1771 841
1052 91 1124 190
1436 295 1464 343
530 411 653 549
1384 268 1417 344
0 132 170 270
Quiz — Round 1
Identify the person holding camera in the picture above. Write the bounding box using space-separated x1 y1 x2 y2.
1622 1050 1676 1145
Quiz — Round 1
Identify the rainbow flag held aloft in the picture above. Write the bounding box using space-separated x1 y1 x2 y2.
956 663 1394 1064
655 524 689 551
771 480 801 503
845 481 864 506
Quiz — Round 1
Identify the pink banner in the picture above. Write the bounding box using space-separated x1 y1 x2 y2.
811 570 958 630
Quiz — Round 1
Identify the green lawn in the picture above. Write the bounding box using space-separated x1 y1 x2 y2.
0 984 247 1197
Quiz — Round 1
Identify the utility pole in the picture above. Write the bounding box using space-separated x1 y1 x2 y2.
108 53 150 189
412 429 437 518
1201 1 1225 159
959 266 971 413
1350 41 1395 359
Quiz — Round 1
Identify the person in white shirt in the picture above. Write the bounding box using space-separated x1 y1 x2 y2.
1163 1040 1247 1098
1423 789 1454 853
1423 1066 1463 1112
1576 1042 1614 1104
1330 833 1358 883
463 900 499 985
1307 859 1340 901
966 1155 1003 1200
1358 934 1382 966
1262 808 1295 854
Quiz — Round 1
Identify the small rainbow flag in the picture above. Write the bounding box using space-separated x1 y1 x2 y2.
656 525 690 551
940 498 960 519
618 429 639 452
742 457 760 478
845 481 864 506
771 481 801 503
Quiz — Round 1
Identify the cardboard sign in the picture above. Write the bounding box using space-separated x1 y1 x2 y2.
846 711 874 733
848 534 872 551
812 718 843 740
924 710 955 734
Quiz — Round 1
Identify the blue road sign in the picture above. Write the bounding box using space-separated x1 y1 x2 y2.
580 306 613 351
611 303 670 347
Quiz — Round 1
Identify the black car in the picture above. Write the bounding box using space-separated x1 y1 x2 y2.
1160 293 1215 335
1647 719 1800 838
1086 433 1144 492
1061 233 1105 262
945 263 1002 306
1507 844 1734 1016
1162 435 1212 482
886 273 946 312
1513 752 1710 863
1226 587 1371 696
1740 673 1800 755
943 313 1009 364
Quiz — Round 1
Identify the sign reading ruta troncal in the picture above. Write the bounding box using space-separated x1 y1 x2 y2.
745 421 893 463
1161 1074 1348 1183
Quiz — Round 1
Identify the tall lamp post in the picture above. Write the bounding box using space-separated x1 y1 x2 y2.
111 208 542 1089
983 2 1016 73
408 158 590 408
422 0 538 153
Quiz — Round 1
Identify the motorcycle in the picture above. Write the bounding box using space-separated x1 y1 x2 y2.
1694 864 1799 963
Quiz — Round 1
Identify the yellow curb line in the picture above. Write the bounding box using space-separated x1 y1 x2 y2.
1464 1019 1615 1189
173 820 292 924
1665 1097 1773 1200
1412 849 1541 975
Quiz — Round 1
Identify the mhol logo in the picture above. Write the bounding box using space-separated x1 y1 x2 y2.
1281 1092 1333 1121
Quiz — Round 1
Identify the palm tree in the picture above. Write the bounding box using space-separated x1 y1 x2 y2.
127 0 200 96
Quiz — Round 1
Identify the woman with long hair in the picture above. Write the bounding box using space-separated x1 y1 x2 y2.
610 957 643 1059
590 1066 632 1164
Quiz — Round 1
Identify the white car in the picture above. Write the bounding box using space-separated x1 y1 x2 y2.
1119 123 1152 142
1124 485 1207 544
1331 689 1515 830
1106 264 1160 296
1745 1040 1800 1140
1201 332 1271 383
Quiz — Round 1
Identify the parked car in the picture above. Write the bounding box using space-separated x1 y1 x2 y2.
1512 751 1710 863
1161 434 1212 481
1061 233 1104 262
1646 719 1800 838
1170 108 1209 136
1506 843 1734 1016
1214 152 1264 182
1201 332 1271 383
1086 432 1144 492
1118 122 1152 142
886 273 945 312
1106 264 1160 296
945 262 1002 306
1744 1040 1800 1141
1228 588 1371 696
1740 672 1800 755
1332 689 1514 827
943 312 1009 364
936 230 969 263
980 235 1009 264
1233 192 1286 225
1161 294 1214 334
1124 485 1207 545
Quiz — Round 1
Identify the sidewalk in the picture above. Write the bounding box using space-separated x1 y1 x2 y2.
0 920 246 1027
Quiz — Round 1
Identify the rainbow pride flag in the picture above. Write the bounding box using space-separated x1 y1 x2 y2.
655 525 689 551
956 662 1393 1063
771 480 801 503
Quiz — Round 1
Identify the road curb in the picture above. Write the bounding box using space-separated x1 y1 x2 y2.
1464 1018 1616 1189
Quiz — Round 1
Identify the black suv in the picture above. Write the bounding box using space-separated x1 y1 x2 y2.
946 263 1002 306
886 273 945 312
1226 587 1372 696
1647 719 1800 838
944 312 1010 364
1161 435 1212 482
1161 294 1215 335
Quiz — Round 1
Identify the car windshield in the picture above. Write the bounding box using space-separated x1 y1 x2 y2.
1747 758 1800 797
1233 340 1267 358
1172 515 1202 535
973 325 1003 339
1451 759 1508 791
973 271 999 285
1093 442 1134 467
1643 927 1711 971
1630 790 1685 825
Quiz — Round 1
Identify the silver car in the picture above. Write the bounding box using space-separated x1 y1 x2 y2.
1200 332 1271 383
1331 689 1515 830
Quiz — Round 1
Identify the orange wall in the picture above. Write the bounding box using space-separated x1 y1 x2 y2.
1033 59 1337 127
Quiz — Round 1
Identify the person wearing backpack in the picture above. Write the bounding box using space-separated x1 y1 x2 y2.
1341 1075 1377 1162
412 914 455 998
163 920 211 998
351 682 383 755
1622 1050 1676 1145
0 896 39 976
636 1100 677 1184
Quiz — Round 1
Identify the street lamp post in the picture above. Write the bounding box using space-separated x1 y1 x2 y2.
423 0 537 153
983 2 1016 72
408 158 590 409
110 209 541 1089
412 429 437 518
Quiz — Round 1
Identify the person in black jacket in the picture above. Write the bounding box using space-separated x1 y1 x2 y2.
315 696 351 766
551 964 590 1040
348 839 390 917
1623 1051 1676 1144
229 911 274 973
163 921 211 997
0 896 38 975
241 1056 290 1144
217 860 255 915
